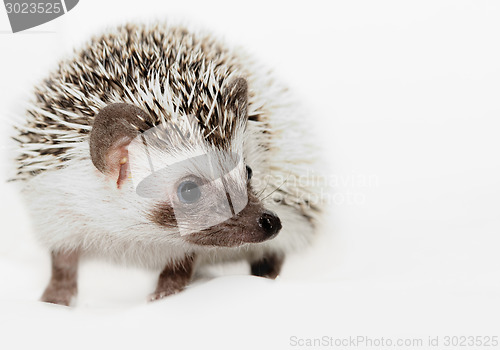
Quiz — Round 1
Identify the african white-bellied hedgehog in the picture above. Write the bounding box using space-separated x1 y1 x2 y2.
13 22 323 305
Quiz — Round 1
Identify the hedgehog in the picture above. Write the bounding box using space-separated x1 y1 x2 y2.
12 22 323 306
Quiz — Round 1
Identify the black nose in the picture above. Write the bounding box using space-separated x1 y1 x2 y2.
258 210 282 237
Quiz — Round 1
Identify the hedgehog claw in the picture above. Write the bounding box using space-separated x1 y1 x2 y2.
148 289 181 302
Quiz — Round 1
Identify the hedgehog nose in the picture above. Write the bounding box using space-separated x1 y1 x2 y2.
258 210 282 238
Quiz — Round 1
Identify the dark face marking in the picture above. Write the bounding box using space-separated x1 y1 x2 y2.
151 189 282 247
149 202 178 228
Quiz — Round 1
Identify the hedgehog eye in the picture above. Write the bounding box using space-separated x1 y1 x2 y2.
177 181 201 204
246 166 253 181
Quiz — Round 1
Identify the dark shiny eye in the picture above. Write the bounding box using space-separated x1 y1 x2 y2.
246 166 253 180
177 181 201 204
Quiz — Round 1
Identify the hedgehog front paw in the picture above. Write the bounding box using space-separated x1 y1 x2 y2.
250 253 285 279
148 288 182 302
149 255 194 302
41 283 77 306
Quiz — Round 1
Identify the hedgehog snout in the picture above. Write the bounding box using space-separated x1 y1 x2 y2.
258 210 282 239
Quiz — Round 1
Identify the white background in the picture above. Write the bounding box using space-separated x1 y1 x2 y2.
1 1 499 349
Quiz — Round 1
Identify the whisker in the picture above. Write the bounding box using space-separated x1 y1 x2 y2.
256 175 272 199
260 172 292 202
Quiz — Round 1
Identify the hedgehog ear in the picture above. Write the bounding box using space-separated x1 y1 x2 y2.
224 77 248 122
90 103 151 188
